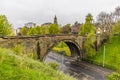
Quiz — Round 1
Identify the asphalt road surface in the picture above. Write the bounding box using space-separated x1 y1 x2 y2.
45 52 113 80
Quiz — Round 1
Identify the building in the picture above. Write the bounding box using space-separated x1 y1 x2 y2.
71 21 81 34
54 15 58 24
41 15 58 27
41 22 52 28
25 22 36 28
96 27 102 35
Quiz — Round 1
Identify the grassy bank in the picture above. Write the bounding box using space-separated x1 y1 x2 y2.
86 36 120 70
0 48 76 80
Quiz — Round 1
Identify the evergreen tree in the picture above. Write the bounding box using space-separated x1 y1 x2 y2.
0 15 14 36
79 13 95 35
79 13 96 57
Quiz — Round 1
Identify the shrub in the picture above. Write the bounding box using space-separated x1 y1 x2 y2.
48 62 58 70
12 44 23 55
108 72 120 80
52 42 71 57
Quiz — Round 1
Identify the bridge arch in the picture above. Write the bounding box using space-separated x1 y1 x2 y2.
42 39 83 61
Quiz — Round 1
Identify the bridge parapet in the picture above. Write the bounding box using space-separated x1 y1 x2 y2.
0 35 91 61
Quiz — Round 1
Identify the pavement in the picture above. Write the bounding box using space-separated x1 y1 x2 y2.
45 52 113 80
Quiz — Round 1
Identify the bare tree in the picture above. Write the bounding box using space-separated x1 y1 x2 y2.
97 12 113 33
114 6 120 22
97 12 114 43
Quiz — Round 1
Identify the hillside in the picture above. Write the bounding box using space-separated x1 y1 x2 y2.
87 36 120 70
0 48 76 80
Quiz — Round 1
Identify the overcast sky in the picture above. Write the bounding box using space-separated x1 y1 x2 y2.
0 0 120 28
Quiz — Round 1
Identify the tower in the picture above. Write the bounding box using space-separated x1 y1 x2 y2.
54 15 58 24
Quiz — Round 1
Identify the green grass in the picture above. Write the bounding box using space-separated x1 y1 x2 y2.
107 72 120 80
0 48 76 80
52 42 71 56
87 36 120 70
53 47 71 56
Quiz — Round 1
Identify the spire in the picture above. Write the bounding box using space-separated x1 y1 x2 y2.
54 15 58 24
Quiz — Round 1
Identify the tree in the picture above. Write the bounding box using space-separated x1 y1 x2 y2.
79 13 95 35
79 13 96 57
97 12 113 42
97 12 107 27
0 15 14 36
97 7 120 34
84 32 96 57
34 25 49 35
20 26 29 35
27 27 37 35
39 25 49 35
97 12 113 30
61 24 71 34
114 6 120 22
112 20 120 35
48 24 61 34
20 25 49 36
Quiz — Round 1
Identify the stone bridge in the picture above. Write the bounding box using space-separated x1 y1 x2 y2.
0 34 103 61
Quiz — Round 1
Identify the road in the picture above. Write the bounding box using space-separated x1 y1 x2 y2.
45 52 113 80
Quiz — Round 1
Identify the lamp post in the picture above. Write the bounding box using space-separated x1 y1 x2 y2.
61 50 64 70
102 42 106 67
102 28 106 67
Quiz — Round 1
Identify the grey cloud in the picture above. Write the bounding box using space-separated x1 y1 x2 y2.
0 0 120 28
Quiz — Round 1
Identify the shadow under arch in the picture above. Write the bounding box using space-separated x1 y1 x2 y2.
43 39 83 61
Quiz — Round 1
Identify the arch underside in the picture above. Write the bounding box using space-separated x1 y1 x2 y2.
64 41 82 59
42 40 82 61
